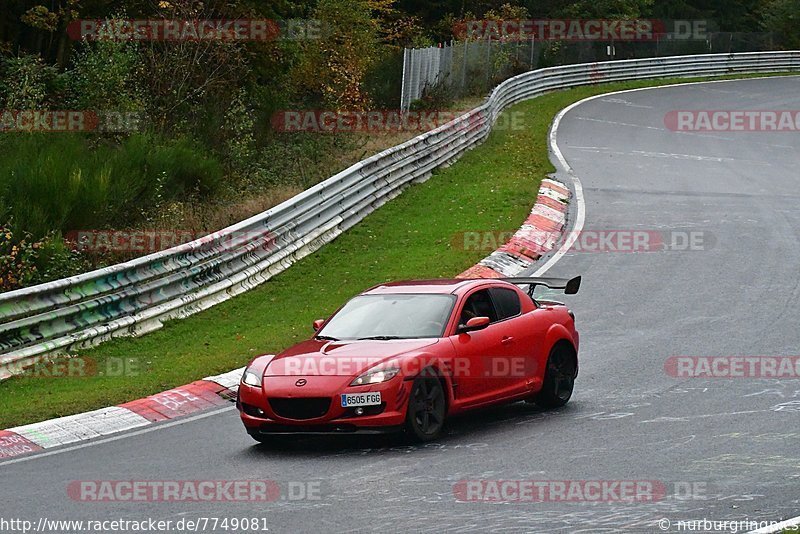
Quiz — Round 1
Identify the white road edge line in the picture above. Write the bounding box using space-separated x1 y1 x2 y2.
4 74 797 467
531 96 587 276
537 74 800 534
0 405 236 467
532 74 800 277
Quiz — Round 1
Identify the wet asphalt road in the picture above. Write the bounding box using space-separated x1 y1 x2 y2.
2 76 799 533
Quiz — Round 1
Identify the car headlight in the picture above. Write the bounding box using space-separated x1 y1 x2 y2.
350 367 400 386
242 367 262 387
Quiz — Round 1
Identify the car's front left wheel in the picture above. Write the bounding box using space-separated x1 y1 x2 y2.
405 375 446 442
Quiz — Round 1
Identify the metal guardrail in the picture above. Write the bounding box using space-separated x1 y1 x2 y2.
1 51 798 376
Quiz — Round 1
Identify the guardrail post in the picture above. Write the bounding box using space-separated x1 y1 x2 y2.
2 51 797 376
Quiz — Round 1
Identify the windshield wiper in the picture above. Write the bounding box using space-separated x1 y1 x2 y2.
357 336 404 340
315 335 340 341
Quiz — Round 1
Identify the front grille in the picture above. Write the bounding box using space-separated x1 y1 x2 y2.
268 398 331 420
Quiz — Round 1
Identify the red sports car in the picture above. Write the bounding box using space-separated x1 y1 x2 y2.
237 276 581 442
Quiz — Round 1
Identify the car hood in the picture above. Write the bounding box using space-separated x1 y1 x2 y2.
264 338 440 377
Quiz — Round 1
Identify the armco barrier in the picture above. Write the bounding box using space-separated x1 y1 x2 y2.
1 51 798 377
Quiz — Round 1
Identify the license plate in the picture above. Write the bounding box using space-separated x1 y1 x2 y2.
341 392 382 408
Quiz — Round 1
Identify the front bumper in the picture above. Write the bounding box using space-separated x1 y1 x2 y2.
237 374 409 434
246 424 403 436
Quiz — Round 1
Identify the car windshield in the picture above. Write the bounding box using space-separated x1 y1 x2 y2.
317 293 456 340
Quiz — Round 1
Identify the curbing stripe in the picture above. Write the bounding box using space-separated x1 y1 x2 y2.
0 430 43 458
0 114 571 461
204 367 246 391
531 203 567 225
121 381 230 422
458 264 503 279
536 195 568 212
1 375 241 458
541 180 570 197
481 251 533 277
457 179 572 280
119 399 172 423
525 214 563 232
500 238 543 262
9 406 151 449
7 76 795 464
0 175 572 461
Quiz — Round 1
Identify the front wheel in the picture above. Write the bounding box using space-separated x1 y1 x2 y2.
534 346 576 409
405 375 446 442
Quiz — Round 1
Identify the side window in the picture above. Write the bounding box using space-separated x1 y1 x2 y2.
459 289 498 324
489 287 521 321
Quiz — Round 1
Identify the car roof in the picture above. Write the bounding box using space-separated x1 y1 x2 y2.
362 279 511 296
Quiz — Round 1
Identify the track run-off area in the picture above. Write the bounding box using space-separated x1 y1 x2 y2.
2 76 799 533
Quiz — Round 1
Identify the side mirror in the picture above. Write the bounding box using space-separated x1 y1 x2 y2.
458 316 490 333
312 319 326 331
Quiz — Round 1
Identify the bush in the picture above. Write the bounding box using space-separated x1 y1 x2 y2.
0 133 223 240
223 87 257 171
409 79 454 111
290 0 379 109
66 37 145 112
364 49 405 110
0 221 90 292
0 222 38 290
0 54 60 109
761 0 800 49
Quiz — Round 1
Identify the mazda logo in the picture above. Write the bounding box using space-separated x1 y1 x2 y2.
295 379 307 387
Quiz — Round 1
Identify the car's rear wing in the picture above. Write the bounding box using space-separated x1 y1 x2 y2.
500 276 581 297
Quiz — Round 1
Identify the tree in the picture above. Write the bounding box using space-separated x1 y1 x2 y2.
761 0 800 48
290 0 379 109
553 0 655 19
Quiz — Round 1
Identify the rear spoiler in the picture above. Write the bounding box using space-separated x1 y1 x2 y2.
500 276 581 297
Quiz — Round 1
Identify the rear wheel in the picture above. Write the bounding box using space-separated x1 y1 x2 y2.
534 345 576 409
405 375 446 442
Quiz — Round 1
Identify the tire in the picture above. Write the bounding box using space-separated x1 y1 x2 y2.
534 345 576 409
405 375 447 442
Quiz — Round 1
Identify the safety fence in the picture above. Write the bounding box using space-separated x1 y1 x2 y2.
399 34 780 111
2 51 798 378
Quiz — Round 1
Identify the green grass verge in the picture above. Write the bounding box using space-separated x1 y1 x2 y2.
1 72 796 428
0 133 223 240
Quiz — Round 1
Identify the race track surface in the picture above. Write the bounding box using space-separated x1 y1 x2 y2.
3 76 799 533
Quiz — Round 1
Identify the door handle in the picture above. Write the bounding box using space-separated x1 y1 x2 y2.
501 336 514 345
